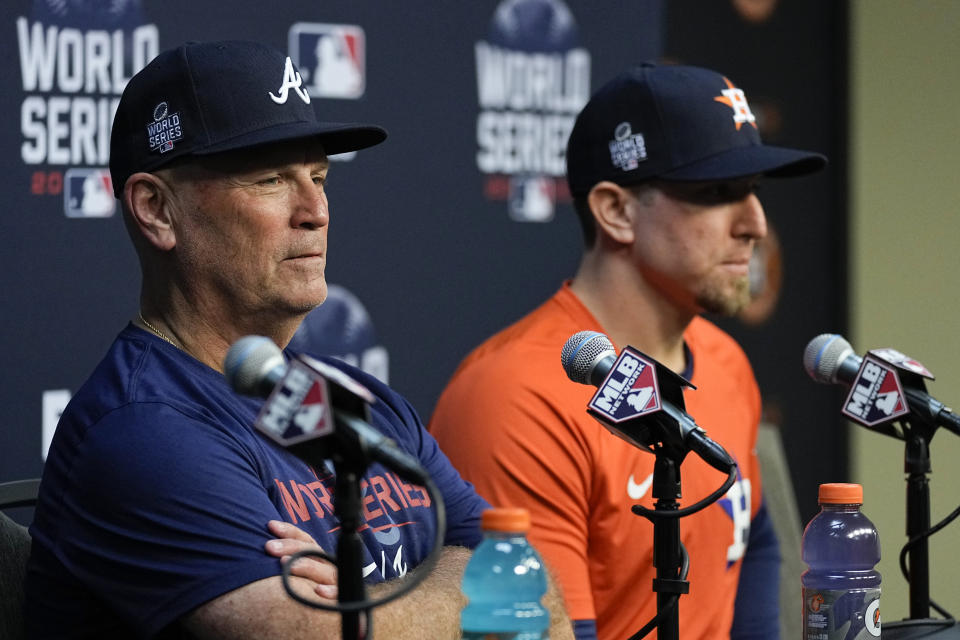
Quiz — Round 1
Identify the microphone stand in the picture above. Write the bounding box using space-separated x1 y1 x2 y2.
904 429 931 620
650 454 688 640
878 401 960 638
630 448 689 640
332 459 367 640
898 385 960 621
330 409 381 640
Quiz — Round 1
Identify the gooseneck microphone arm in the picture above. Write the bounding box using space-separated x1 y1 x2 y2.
902 388 960 437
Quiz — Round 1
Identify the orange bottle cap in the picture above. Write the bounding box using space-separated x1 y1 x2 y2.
818 483 863 504
481 507 531 532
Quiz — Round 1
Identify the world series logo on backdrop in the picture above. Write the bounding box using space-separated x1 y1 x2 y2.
474 0 591 222
16 0 159 217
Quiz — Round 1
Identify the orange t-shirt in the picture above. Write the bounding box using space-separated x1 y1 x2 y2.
430 284 763 640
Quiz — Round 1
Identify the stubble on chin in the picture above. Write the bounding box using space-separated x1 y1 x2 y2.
695 275 752 317
277 274 328 316
296 281 329 314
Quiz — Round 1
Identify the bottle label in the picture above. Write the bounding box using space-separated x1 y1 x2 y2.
803 587 881 639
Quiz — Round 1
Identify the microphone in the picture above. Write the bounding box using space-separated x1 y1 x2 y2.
804 333 960 436
802 333 861 387
224 336 428 482
561 331 735 472
225 335 288 396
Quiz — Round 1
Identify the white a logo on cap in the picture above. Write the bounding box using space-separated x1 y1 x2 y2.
269 56 311 105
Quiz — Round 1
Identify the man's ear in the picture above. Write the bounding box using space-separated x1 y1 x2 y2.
123 172 178 251
586 181 636 246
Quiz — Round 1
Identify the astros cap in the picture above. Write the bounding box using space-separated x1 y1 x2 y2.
565 62 826 197
109 40 387 198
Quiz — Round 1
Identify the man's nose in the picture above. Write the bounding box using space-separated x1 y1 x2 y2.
291 180 329 230
733 193 767 241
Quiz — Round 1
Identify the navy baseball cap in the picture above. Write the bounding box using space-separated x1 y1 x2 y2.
566 62 826 196
109 40 387 197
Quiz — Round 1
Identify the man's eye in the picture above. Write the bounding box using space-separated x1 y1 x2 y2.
694 184 732 201
700 182 756 202
260 176 281 185
707 185 729 198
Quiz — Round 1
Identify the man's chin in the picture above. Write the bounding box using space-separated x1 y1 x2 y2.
289 281 328 312
696 282 751 316
280 292 328 317
295 298 327 314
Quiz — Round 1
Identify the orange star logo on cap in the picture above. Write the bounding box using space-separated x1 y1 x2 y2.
714 77 758 130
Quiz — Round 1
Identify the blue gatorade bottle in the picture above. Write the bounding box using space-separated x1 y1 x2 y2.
802 483 882 639
461 507 549 639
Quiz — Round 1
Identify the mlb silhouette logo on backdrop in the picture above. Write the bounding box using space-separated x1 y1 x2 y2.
289 23 365 99
64 169 115 218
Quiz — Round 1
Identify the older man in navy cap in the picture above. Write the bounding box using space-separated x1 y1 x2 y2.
25 40 574 640
431 62 826 640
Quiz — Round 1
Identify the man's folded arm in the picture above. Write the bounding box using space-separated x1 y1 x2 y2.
182 545 574 639
182 545 470 639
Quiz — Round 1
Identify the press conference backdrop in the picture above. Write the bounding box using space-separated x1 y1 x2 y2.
2 1 845 533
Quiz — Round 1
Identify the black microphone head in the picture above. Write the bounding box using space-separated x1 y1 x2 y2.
803 333 856 384
561 331 616 386
224 335 286 396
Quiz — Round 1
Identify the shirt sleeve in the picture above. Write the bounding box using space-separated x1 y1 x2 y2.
731 498 781 640
59 402 287 637
573 619 599 640
375 388 491 548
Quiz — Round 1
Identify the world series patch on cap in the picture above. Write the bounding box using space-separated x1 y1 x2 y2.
109 40 387 198
565 62 826 196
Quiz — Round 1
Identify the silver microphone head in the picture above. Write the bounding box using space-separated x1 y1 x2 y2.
561 331 616 385
803 333 855 384
224 335 286 396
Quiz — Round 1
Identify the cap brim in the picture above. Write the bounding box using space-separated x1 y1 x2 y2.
658 144 826 182
192 121 388 157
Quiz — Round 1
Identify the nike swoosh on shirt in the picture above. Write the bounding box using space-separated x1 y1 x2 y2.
627 473 654 500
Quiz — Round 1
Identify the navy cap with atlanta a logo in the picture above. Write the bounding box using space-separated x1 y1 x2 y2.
565 62 826 196
109 40 387 198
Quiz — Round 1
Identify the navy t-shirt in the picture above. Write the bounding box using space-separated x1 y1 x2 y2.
26 325 488 638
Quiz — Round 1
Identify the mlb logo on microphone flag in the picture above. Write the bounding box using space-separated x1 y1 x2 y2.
256 359 334 445
588 347 661 423
842 354 909 427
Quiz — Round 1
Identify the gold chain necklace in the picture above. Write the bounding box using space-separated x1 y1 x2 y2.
138 311 178 347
